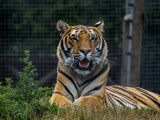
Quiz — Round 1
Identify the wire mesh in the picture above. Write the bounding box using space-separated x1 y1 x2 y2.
140 0 160 93
1 0 124 86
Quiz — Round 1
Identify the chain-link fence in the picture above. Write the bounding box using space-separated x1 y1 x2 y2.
0 0 125 86
140 0 160 93
1 0 160 93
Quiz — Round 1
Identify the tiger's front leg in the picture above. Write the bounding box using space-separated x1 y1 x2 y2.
73 96 105 110
49 80 72 107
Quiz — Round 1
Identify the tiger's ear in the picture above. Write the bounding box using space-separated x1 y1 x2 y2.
57 20 70 35
94 20 104 32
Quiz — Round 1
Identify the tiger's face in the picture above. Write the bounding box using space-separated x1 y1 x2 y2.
57 20 108 75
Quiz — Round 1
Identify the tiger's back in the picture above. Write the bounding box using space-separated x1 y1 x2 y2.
106 85 160 111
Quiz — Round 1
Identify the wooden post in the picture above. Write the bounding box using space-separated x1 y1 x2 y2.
130 0 144 86
122 0 144 86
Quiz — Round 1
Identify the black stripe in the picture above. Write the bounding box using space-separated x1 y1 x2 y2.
65 36 72 53
83 83 103 96
101 38 105 50
134 97 149 107
141 93 160 108
60 37 69 57
105 97 107 105
136 87 158 101
113 86 152 107
106 87 136 102
60 38 65 51
97 96 103 100
112 86 144 99
115 98 125 107
96 36 100 49
53 92 63 96
64 36 69 49
58 68 80 97
106 91 137 108
60 38 68 57
106 92 115 107
97 36 102 50
99 38 104 55
108 92 136 107
58 79 74 102
111 86 151 107
98 36 101 45
65 36 71 53
101 38 105 55
81 63 108 90
96 37 105 56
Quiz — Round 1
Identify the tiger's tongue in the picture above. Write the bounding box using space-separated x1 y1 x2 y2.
79 58 90 68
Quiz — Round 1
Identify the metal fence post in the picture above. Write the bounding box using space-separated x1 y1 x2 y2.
122 0 144 86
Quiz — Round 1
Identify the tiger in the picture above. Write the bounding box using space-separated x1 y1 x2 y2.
50 20 160 111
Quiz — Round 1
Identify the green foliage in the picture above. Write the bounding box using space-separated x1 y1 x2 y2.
16 50 39 101
0 51 58 120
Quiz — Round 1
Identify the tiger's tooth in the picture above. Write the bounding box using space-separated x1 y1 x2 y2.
79 62 82 67
86 62 89 67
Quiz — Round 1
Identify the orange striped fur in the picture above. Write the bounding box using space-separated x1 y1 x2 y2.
50 20 160 111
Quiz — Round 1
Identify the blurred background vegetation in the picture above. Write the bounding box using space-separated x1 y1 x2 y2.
1 0 124 55
140 0 160 93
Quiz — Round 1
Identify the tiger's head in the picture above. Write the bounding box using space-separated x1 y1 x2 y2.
57 20 108 75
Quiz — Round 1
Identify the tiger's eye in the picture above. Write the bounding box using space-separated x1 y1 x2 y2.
70 34 78 42
71 34 76 37
91 36 97 42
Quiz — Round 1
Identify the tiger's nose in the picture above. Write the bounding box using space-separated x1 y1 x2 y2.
79 49 91 55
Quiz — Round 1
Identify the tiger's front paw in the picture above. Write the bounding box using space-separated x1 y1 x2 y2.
57 99 72 108
73 96 104 111
50 94 73 108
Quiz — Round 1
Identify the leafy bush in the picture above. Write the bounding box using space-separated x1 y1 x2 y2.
0 51 59 120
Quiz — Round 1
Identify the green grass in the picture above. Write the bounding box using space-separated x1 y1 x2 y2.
40 106 160 120
0 50 160 120
1 94 160 120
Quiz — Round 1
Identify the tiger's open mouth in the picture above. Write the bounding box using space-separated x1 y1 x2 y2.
77 58 92 70
79 58 90 68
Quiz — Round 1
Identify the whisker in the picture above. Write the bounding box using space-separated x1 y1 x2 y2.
108 59 116 66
